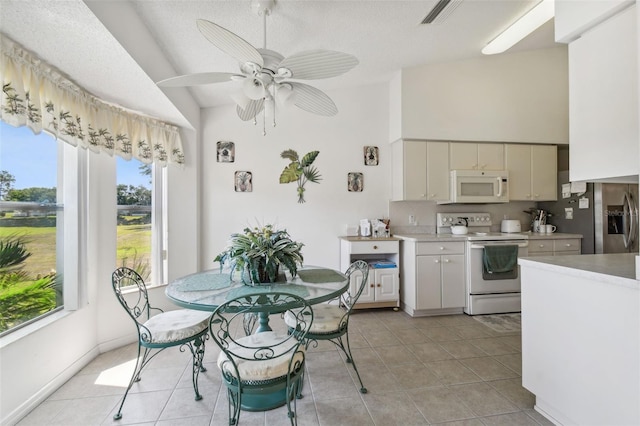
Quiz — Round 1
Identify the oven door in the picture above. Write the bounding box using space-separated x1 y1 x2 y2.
467 240 528 294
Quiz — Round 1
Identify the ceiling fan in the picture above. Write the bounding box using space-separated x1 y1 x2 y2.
157 0 359 134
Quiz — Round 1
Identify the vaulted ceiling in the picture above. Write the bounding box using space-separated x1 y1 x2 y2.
1 0 560 128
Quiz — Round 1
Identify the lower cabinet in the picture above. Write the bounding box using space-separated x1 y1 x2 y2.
416 253 465 309
528 238 582 256
400 240 466 316
354 267 399 305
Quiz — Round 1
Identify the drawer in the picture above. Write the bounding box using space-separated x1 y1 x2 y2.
528 240 553 253
416 242 465 255
349 240 399 254
554 239 581 253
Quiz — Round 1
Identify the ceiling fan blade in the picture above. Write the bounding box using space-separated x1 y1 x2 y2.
236 99 264 121
288 82 338 116
157 72 241 87
196 19 263 67
278 50 359 80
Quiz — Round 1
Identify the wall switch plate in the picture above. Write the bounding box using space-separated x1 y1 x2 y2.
409 214 415 224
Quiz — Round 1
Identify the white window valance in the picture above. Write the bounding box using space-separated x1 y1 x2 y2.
0 36 185 166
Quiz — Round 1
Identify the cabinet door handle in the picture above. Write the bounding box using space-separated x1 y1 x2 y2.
373 245 378 249
565 244 571 247
434 259 440 263
370 284 375 288
539 244 545 248
443 259 450 263
376 283 381 287
439 246 445 250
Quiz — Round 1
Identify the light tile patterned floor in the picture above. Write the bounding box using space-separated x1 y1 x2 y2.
17 311 553 426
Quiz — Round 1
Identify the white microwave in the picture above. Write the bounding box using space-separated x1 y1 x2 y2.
444 170 509 204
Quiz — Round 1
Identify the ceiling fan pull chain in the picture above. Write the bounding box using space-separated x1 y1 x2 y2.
262 107 267 136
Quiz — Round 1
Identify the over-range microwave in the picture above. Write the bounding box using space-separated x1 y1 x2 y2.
440 170 509 204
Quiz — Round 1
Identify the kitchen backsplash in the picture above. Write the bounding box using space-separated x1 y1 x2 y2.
389 200 537 235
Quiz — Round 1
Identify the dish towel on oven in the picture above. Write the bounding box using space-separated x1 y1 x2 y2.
482 245 518 280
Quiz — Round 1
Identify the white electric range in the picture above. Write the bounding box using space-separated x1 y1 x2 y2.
437 213 529 315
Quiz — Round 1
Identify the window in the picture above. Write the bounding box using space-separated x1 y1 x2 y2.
0 122 64 334
116 158 165 286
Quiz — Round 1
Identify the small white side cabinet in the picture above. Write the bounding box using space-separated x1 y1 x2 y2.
339 237 400 309
400 240 466 316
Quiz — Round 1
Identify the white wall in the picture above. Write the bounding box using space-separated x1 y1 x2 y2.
201 83 391 271
395 47 569 144
0 7 203 424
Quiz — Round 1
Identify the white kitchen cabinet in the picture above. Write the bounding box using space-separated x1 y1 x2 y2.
505 144 557 201
400 240 466 316
339 237 400 309
449 143 504 171
567 5 638 182
527 238 582 256
391 140 450 201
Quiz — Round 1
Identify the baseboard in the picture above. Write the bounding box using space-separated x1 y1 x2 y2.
97 334 137 354
400 303 464 317
2 346 100 426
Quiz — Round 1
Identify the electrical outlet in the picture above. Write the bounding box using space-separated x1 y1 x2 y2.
409 215 415 225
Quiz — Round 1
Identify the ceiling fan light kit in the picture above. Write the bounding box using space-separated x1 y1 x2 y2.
482 0 555 55
157 0 358 135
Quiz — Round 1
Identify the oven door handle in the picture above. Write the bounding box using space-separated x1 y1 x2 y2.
470 242 529 249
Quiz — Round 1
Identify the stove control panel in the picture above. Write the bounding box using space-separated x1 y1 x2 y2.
437 213 492 228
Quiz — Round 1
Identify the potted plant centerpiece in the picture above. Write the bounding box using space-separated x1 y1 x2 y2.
214 224 304 285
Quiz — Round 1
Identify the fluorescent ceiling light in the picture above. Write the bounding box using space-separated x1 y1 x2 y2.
482 0 555 55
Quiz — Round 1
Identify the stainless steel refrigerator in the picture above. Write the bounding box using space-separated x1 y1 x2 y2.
538 171 639 254
593 183 638 253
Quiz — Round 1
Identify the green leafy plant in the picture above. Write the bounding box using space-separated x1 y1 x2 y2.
279 149 322 203
214 224 304 285
0 234 60 333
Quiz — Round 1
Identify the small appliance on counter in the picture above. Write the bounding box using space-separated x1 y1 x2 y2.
501 219 521 233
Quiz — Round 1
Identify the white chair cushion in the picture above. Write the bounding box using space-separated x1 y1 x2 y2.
284 304 345 334
143 309 210 344
216 331 305 382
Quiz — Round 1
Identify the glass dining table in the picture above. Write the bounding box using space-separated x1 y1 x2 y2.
166 265 349 333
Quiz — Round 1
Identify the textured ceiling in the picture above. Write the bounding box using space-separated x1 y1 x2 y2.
0 0 560 128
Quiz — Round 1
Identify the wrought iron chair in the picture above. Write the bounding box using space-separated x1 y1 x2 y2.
284 260 369 393
209 292 314 426
111 267 210 421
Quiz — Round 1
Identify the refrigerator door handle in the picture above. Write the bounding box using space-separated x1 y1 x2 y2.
623 191 634 249
628 191 638 250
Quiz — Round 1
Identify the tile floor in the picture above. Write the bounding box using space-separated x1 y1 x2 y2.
17 310 553 426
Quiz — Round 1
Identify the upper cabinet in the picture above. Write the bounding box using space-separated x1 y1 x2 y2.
556 3 638 182
392 140 449 202
393 140 557 202
506 144 557 201
450 143 504 171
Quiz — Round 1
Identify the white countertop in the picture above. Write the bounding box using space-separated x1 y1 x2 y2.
394 232 583 242
519 253 639 289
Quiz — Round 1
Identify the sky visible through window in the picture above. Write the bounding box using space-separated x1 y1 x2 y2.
1 121 148 189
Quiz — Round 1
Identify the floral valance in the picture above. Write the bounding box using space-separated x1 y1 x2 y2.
0 36 184 166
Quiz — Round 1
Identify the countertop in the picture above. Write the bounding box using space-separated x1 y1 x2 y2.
339 236 401 242
394 232 583 242
519 253 638 289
